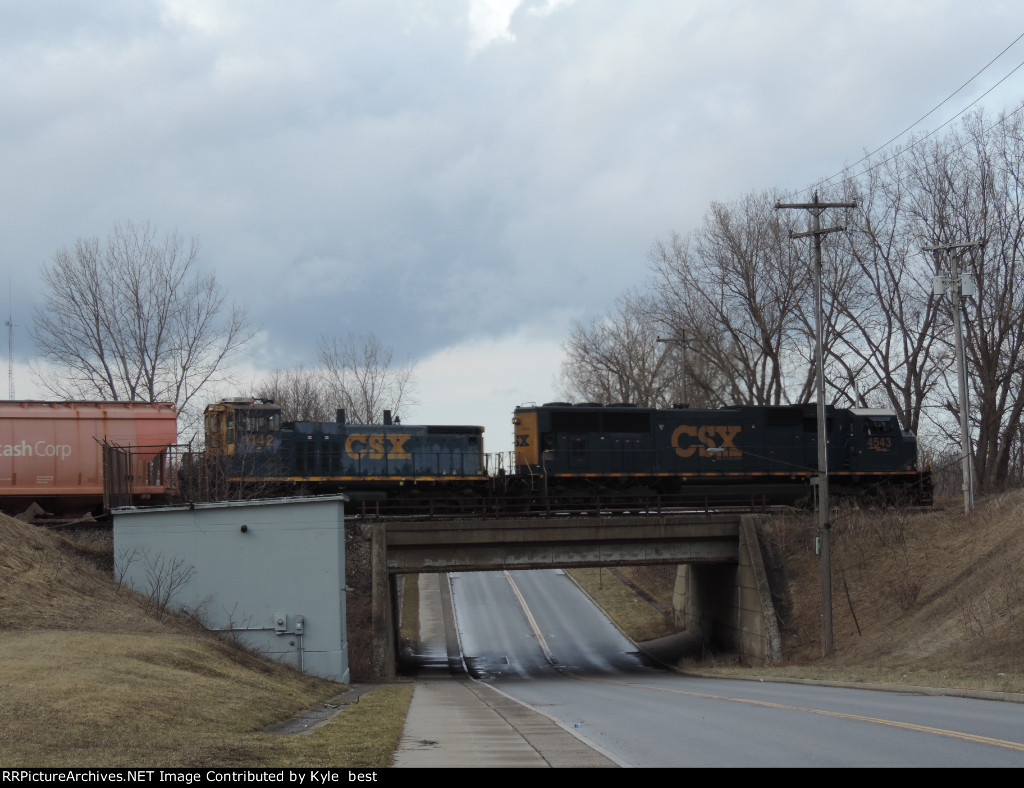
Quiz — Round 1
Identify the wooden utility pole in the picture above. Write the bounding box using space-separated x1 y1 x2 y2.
775 192 855 657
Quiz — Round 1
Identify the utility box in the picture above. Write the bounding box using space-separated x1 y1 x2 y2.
113 495 350 683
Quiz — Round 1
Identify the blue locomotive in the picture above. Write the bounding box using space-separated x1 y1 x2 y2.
203 399 487 499
203 398 930 508
512 402 930 506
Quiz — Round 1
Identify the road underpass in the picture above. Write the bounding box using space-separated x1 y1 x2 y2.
365 512 781 677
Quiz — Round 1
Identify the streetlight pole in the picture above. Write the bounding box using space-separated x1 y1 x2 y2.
776 193 855 657
924 240 984 515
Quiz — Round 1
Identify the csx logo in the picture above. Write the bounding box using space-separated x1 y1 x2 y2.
345 433 412 460
671 425 742 458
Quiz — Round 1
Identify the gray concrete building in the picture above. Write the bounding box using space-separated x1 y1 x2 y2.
113 495 350 683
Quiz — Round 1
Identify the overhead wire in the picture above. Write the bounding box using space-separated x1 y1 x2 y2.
784 32 1024 202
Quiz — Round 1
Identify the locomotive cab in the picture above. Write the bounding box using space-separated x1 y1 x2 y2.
847 408 918 473
204 399 282 458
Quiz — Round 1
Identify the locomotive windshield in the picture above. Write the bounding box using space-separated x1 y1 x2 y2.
237 409 280 432
864 416 897 436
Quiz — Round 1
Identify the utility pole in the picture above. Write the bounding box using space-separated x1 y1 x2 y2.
6 278 14 400
5 316 13 400
925 240 984 515
657 332 689 407
776 192 855 657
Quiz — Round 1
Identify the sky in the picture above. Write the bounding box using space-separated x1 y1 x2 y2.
2 1 1023 452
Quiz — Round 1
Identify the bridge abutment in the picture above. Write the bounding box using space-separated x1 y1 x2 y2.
673 515 781 665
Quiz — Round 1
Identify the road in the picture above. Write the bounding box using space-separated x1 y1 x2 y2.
444 569 1024 767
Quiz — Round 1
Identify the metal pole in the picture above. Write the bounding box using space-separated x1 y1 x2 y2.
951 255 974 514
924 240 983 515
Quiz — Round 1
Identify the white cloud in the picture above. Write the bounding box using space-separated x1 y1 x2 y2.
157 0 233 34
467 0 523 51
412 320 575 453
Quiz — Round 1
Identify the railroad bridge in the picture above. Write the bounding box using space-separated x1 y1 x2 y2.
368 512 782 677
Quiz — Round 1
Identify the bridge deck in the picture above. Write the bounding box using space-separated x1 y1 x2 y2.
379 513 741 573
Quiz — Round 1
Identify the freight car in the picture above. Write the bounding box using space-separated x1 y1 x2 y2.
512 402 931 506
0 401 178 516
203 398 488 502
203 397 930 511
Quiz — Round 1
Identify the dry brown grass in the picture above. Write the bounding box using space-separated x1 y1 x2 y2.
770 491 1024 689
567 567 676 643
571 490 1024 693
0 513 409 767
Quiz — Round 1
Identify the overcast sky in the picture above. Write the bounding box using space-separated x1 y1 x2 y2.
3 1 1023 448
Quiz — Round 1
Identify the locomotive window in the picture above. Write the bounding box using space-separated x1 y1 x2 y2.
602 411 651 433
865 417 896 436
765 408 804 427
803 417 835 433
551 412 601 432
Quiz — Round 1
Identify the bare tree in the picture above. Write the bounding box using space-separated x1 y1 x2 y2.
559 292 672 406
649 191 814 406
823 157 949 433
558 291 723 408
317 332 415 424
905 108 1024 491
253 367 337 422
140 549 196 620
32 221 253 432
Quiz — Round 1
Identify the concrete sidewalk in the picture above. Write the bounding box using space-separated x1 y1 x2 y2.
391 573 620 768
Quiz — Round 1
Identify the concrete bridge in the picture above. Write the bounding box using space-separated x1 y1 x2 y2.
368 512 782 677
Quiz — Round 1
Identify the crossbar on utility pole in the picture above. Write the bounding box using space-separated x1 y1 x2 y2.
775 192 855 657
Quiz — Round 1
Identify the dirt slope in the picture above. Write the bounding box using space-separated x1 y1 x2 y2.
0 514 170 633
758 489 1024 689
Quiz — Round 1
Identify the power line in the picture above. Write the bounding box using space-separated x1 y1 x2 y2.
785 32 1024 201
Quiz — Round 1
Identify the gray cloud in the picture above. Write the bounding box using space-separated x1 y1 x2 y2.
3 0 1022 395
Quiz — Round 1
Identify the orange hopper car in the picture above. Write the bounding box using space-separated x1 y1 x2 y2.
0 401 177 516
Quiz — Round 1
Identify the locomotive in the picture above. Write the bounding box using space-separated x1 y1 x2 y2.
203 398 931 510
513 402 930 506
203 398 488 503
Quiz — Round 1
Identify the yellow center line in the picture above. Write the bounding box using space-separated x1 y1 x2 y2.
503 570 555 660
567 674 1024 754
503 571 1024 755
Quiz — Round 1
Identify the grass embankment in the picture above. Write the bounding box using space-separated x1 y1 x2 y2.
566 566 677 643
0 513 411 768
570 493 1024 695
